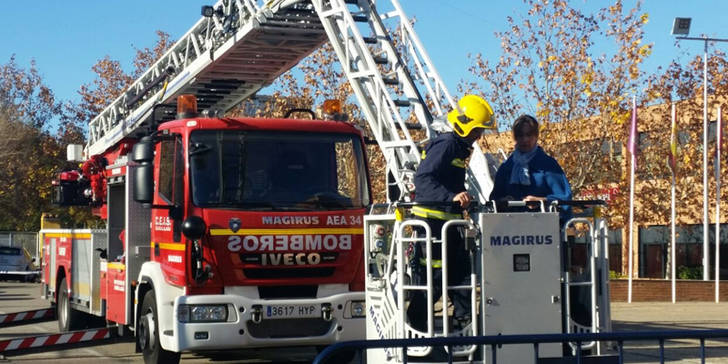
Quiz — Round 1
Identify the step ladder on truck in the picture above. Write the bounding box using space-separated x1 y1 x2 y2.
36 1 617 364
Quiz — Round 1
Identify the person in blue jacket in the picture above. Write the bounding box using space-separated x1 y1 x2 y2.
406 94 495 332
489 114 572 216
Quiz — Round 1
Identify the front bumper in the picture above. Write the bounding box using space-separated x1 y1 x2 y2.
172 291 365 352
0 269 40 277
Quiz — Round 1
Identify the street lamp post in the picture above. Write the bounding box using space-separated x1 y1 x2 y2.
672 17 728 281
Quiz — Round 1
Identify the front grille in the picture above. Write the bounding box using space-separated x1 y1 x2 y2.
258 285 317 299
246 318 333 338
243 267 335 279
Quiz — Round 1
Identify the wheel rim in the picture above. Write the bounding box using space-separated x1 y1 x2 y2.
140 311 156 351
138 314 148 350
59 290 68 328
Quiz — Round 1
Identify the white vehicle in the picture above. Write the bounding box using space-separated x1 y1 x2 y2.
0 246 38 281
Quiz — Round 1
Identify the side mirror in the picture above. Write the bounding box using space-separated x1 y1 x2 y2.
182 216 207 241
132 137 154 204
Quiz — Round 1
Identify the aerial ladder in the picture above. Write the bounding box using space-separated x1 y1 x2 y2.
85 0 495 202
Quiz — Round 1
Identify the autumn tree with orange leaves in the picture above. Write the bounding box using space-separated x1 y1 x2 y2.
66 31 173 129
0 31 174 230
0 57 66 230
464 0 652 229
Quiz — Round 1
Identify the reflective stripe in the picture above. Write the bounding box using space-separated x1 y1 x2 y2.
43 233 92 239
152 242 186 251
210 228 363 236
451 158 466 168
411 206 461 220
421 150 427 160
419 257 442 268
107 262 125 271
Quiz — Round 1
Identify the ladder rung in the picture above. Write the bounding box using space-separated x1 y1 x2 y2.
569 282 593 287
393 99 410 107
447 285 476 289
373 55 388 65
362 36 378 44
383 77 399 85
401 123 422 130
352 15 368 22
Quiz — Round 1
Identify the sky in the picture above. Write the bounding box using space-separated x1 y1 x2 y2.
3 0 728 108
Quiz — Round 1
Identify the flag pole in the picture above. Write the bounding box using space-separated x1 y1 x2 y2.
671 103 677 303
703 41 710 281
716 106 722 302
628 95 637 303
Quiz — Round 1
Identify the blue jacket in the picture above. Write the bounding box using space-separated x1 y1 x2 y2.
414 133 471 211
489 146 572 204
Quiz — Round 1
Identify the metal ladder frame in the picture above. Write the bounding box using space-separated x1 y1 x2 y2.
563 215 611 356
312 0 492 201
394 217 479 358
87 0 262 155
85 0 491 201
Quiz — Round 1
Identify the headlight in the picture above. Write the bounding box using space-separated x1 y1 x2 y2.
350 300 365 318
178 304 228 323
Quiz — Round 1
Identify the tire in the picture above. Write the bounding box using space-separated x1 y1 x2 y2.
138 290 180 364
57 276 83 332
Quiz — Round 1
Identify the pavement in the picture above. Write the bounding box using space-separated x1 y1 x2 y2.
610 302 728 363
612 301 728 330
1 281 728 363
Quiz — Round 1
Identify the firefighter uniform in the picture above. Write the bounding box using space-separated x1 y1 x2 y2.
407 132 472 332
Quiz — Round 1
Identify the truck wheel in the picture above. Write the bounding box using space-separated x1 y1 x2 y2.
57 277 83 332
138 290 180 364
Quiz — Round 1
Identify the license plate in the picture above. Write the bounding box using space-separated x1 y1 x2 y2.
265 304 320 319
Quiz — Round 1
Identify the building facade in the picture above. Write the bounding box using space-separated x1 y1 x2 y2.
482 103 728 281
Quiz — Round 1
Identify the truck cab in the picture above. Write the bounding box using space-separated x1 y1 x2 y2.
47 97 371 363
134 113 371 356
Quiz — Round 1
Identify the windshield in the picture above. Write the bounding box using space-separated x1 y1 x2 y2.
190 130 370 210
0 247 21 255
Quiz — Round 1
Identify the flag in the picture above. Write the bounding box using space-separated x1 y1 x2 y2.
716 110 722 182
628 96 638 156
668 103 678 175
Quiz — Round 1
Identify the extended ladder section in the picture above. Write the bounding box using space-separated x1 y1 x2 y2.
87 0 330 156
311 0 458 201
85 0 491 200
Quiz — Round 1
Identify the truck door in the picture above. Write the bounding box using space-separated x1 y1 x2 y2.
151 134 187 286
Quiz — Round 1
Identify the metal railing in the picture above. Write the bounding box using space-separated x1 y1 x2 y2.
313 329 728 364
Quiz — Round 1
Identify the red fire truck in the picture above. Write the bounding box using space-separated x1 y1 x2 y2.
40 0 482 362
42 96 370 363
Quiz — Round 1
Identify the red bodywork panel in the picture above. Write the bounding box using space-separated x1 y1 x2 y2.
105 263 127 324
203 208 365 286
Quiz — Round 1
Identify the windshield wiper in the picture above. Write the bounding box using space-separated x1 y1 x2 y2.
189 142 212 156
239 201 276 208
296 193 354 209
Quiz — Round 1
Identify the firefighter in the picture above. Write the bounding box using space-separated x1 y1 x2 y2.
406 94 495 332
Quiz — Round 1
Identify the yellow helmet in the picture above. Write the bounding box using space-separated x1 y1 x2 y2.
447 94 495 137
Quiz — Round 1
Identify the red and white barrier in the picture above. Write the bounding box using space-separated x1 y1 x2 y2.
0 328 111 353
0 308 54 326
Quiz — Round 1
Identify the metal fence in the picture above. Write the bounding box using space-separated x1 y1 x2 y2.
313 329 728 364
0 232 39 260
